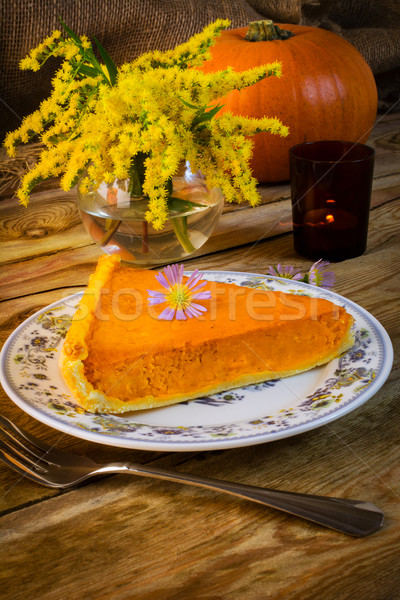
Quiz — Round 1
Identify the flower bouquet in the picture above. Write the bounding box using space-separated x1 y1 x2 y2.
4 19 289 262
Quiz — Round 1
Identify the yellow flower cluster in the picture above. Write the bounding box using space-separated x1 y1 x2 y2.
19 30 62 71
129 19 231 72
4 19 289 228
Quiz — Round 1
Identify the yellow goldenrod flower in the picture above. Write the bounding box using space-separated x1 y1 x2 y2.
4 19 289 228
80 36 91 49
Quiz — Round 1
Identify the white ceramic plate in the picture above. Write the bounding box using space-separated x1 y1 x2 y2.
0 271 393 451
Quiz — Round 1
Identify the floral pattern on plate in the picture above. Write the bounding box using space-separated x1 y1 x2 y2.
0 271 393 451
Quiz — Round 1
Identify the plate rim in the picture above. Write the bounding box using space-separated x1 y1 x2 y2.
0 270 394 451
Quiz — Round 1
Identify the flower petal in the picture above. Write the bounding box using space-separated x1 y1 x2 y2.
177 264 185 285
155 272 170 289
158 306 176 320
310 259 330 271
186 270 202 288
163 265 174 286
308 259 335 289
183 307 195 318
147 290 167 304
192 291 212 300
165 263 183 286
321 272 335 289
148 297 167 306
185 269 199 285
190 280 208 293
184 306 199 318
175 308 187 320
147 289 166 298
190 302 207 312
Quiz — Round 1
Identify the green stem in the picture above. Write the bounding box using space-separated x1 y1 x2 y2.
171 216 196 254
245 20 294 41
67 89 98 140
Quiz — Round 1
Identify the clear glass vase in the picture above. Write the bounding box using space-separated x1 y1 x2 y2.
76 164 224 265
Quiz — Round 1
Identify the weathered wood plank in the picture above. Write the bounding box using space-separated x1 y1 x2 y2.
0 176 398 303
0 197 398 517
0 112 399 600
0 370 399 600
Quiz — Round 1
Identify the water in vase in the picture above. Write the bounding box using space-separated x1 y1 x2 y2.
77 172 224 265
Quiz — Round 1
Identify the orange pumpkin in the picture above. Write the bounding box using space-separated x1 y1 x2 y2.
200 21 378 183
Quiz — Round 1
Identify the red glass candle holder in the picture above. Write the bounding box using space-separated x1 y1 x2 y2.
289 141 375 262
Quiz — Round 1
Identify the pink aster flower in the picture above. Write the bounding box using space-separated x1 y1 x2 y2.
307 259 335 289
266 263 303 280
148 263 211 320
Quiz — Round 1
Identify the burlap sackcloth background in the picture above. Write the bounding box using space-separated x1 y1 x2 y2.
1 0 399 142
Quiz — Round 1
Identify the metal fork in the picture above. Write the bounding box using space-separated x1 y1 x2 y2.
0 414 384 537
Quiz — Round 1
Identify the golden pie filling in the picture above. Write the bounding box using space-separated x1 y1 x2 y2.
60 255 354 413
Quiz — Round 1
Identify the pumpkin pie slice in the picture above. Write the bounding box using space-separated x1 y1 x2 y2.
60 255 354 413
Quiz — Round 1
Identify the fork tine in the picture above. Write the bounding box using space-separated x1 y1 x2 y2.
0 438 48 472
0 414 80 466
0 441 56 487
0 419 54 463
0 415 52 455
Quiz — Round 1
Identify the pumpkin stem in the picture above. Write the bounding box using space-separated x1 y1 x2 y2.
245 20 294 42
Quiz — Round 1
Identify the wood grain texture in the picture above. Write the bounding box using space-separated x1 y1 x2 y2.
0 112 399 600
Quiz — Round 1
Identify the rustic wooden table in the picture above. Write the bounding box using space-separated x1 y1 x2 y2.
0 112 399 600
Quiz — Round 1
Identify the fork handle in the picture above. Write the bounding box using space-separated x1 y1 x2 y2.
114 463 383 537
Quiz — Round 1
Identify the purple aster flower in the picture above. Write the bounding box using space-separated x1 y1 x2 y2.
307 259 335 289
148 263 211 320
266 263 303 280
